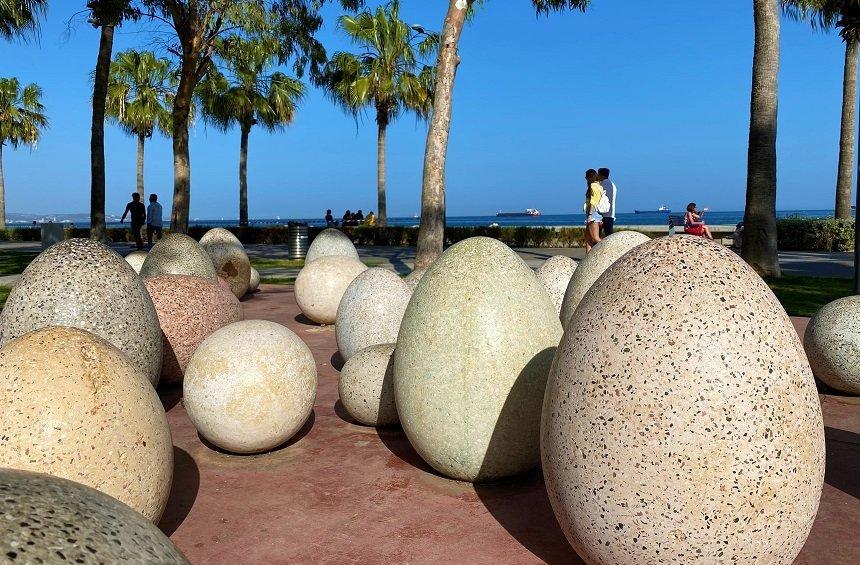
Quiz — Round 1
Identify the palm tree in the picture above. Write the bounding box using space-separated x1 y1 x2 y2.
0 0 47 40
199 37 305 227
0 77 47 228
323 1 437 227
743 0 782 277
105 49 175 199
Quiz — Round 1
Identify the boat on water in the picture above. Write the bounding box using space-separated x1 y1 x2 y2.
496 208 541 217
634 205 671 214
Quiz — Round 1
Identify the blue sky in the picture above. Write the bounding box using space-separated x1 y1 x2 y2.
0 1 850 219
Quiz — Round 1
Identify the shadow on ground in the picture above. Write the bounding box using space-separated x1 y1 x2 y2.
825 426 860 499
158 447 200 536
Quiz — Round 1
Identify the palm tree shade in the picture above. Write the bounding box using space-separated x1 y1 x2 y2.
0 77 47 228
0 0 46 40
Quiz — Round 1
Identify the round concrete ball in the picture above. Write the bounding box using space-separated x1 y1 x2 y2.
339 344 397 426
144 275 243 386
0 469 188 563
125 249 148 274
394 237 563 482
0 238 163 385
0 327 174 523
184 320 317 454
200 227 242 248
203 241 251 299
805 295 860 394
535 255 577 315
542 236 825 564
140 233 218 281
306 228 359 264
559 231 650 327
403 267 427 292
336 268 411 361
295 256 368 325
249 266 261 291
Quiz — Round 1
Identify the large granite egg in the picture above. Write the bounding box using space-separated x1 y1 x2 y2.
394 237 563 482
249 266 261 291
0 327 174 523
144 275 243 385
542 236 825 564
306 228 359 264
0 238 163 385
184 320 317 454
200 227 242 247
125 249 148 274
0 468 188 563
140 233 218 281
336 268 411 361
339 343 398 426
295 256 368 325
559 231 650 327
202 240 251 299
403 267 427 292
536 255 577 315
804 296 860 394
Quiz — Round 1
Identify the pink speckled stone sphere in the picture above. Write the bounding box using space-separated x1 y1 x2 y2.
144 275 243 385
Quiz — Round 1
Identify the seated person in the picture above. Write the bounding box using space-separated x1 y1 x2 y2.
354 209 365 223
684 202 713 240
364 211 376 227
325 209 336 226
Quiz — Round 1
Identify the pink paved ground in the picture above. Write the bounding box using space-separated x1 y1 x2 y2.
157 286 860 564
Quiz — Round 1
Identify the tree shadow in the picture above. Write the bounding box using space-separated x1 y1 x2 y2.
158 447 200 537
197 411 316 456
824 426 860 499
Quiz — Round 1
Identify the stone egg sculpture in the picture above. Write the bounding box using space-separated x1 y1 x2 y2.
200 227 242 247
339 343 398 426
542 236 825 564
144 275 243 386
295 256 368 325
184 320 317 454
535 255 577 315
394 237 563 482
403 267 427 292
0 238 163 385
140 233 218 281
0 468 188 564
559 230 650 327
125 249 148 274
804 296 860 394
249 266 261 292
336 268 411 361
0 327 174 523
306 228 359 264
202 240 251 299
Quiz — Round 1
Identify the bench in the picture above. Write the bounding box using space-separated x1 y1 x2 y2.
668 214 686 235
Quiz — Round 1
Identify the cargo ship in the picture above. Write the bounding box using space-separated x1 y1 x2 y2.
496 208 541 217
634 205 671 214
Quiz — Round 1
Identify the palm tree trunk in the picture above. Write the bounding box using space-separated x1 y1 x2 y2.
239 122 250 227
377 115 387 227
170 57 195 234
137 132 145 199
836 38 858 220
742 0 781 278
90 23 115 242
414 0 471 269
0 143 6 230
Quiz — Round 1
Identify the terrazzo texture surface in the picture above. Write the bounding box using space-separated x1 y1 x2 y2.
144 275 243 386
535 255 578 315
804 296 860 394
295 256 368 325
202 241 251 299
0 469 188 564
306 228 360 264
0 238 163 385
199 227 242 248
335 268 411 361
338 343 398 426
125 249 148 274
0 327 174 523
183 320 318 454
403 267 427 291
141 233 218 281
394 237 564 482
542 236 826 564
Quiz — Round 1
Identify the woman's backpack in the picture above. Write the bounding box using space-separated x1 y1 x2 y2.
596 187 611 215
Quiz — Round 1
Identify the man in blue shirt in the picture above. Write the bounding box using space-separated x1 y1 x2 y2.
146 194 164 249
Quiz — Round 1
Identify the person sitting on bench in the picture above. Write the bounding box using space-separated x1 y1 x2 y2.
684 202 713 240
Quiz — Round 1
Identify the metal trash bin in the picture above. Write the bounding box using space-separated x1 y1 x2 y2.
288 222 309 260
40 222 65 250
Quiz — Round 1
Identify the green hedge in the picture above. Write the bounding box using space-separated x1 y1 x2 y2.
776 218 854 252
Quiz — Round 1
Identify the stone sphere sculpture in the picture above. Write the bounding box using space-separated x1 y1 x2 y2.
125 249 148 274
0 238 163 385
336 268 411 361
339 344 398 426
144 275 243 385
559 231 650 327
542 236 825 564
140 233 218 281
306 228 359 264
394 237 563 482
249 266 261 291
0 469 188 563
403 267 427 292
200 227 242 247
535 255 577 315
295 256 368 325
184 320 317 454
0 327 174 523
804 296 860 394
202 240 251 299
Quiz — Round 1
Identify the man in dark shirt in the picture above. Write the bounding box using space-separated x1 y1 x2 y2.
120 192 146 250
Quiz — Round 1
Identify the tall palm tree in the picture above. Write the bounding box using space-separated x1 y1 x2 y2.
198 37 305 227
0 77 47 228
0 0 47 40
105 50 175 199
743 0 782 277
323 1 437 227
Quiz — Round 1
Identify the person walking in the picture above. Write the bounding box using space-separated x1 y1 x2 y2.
598 167 617 236
146 194 163 249
120 192 146 250
583 169 603 253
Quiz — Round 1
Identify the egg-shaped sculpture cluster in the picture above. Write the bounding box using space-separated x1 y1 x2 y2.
535 255 577 315
295 255 367 325
141 233 218 281
804 295 860 394
306 228 360 263
339 344 398 427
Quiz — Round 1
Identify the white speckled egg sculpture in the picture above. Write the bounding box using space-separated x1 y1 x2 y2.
202 240 251 299
183 320 317 454
542 236 825 564
199 227 242 247
339 343 398 426
536 255 577 315
124 250 148 274
306 228 359 264
140 233 218 281
804 296 860 394
0 327 173 523
249 266 261 292
394 237 563 482
403 267 427 292
295 256 367 325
